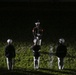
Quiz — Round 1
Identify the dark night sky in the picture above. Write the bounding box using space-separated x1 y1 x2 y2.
0 0 76 2
0 2 76 42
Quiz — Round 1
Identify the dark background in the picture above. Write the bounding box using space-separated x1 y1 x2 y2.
0 0 76 2
0 2 76 43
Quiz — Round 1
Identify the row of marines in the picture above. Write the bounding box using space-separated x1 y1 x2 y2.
4 20 67 70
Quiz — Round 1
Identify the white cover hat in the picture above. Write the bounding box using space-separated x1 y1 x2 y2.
59 38 65 44
7 39 13 44
35 21 40 25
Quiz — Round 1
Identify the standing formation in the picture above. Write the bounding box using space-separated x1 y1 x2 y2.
4 20 68 70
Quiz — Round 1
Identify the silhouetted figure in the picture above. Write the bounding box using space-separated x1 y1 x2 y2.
5 39 16 70
32 20 43 45
56 38 67 70
31 40 41 69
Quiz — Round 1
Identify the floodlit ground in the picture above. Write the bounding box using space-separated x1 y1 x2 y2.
0 41 76 75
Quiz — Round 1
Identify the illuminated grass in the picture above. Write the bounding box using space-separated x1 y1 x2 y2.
0 42 76 75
